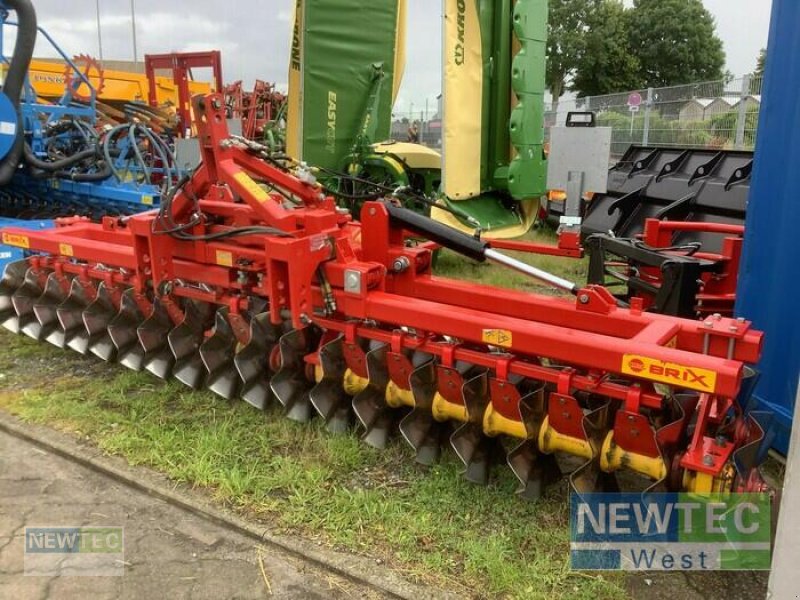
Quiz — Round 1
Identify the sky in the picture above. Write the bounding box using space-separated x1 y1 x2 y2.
2 0 773 114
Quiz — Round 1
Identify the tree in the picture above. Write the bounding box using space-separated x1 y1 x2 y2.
547 0 601 108
754 48 767 79
628 0 725 88
571 1 642 97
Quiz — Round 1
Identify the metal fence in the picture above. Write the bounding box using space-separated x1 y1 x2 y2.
547 75 763 158
391 75 763 159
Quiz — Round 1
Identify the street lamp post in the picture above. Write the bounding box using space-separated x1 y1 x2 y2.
130 0 139 68
95 0 103 62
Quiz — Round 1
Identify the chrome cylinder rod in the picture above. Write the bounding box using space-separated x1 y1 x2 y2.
484 249 579 294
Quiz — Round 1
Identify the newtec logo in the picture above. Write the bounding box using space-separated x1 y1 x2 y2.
26 528 123 554
570 493 771 571
24 527 124 577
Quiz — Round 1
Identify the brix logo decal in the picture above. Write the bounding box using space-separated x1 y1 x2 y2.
622 354 717 393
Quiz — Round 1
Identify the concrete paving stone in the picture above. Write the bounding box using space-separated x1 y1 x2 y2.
0 511 27 555
23 504 97 529
0 533 25 574
120 497 171 522
125 530 204 565
0 512 26 537
40 477 112 506
168 557 267 600
0 574 49 600
212 536 256 556
0 479 48 502
0 427 402 600
115 559 202 599
47 574 123 600
79 501 139 523
172 516 223 547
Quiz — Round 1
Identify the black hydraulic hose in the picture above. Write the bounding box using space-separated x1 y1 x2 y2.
23 143 98 171
27 166 60 180
137 124 176 190
138 125 178 190
102 124 132 181
21 161 112 183
0 0 38 185
54 162 114 182
102 122 177 192
128 124 152 183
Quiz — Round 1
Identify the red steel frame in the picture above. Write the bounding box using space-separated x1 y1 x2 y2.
145 51 224 137
489 231 583 258
224 80 284 140
0 94 764 488
640 219 744 316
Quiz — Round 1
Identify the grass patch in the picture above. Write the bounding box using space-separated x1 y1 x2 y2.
435 227 589 295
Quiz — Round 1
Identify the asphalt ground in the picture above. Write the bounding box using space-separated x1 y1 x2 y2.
0 418 434 599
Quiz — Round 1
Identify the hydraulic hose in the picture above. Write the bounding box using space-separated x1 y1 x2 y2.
54 162 114 182
0 0 38 185
27 161 112 182
102 122 178 193
102 123 134 181
23 143 98 171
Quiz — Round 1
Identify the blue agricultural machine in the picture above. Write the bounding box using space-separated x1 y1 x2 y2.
0 0 177 269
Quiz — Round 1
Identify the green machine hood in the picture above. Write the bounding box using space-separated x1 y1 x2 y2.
434 0 548 237
286 0 407 171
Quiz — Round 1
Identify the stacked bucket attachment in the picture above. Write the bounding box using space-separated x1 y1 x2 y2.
583 147 753 319
351 343 404 450
11 264 48 339
309 334 362 434
582 146 752 254
170 300 213 389
0 93 771 503
108 290 149 370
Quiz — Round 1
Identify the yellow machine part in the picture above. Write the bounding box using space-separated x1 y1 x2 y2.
343 369 370 396
538 415 593 460
431 393 468 423
392 0 407 102
386 380 415 408
682 465 735 495
8 60 212 105
482 403 527 439
599 431 668 481
372 142 441 171
430 199 539 240
286 0 304 160
442 0 483 201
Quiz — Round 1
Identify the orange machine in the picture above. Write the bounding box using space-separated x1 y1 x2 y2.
5 56 213 106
